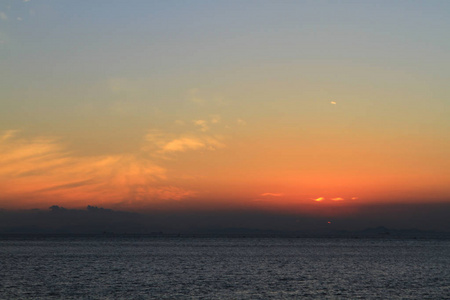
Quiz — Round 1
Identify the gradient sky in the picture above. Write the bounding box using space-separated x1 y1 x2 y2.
1 1 449 215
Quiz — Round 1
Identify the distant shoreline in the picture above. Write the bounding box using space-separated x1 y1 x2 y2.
2 230 450 240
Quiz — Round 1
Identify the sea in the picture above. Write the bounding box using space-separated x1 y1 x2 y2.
1 236 449 299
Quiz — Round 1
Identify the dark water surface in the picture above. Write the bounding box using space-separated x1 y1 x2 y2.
1 237 449 299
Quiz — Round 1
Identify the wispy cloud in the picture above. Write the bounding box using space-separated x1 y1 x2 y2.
38 179 96 192
163 137 206 152
261 192 284 197
192 116 221 132
193 120 209 132
144 130 225 154
0 130 195 208
313 197 324 202
0 130 20 141
331 197 344 201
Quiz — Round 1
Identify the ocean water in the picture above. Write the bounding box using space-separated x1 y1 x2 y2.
1 237 449 299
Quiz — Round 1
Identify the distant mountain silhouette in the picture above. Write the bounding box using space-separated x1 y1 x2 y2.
1 204 450 237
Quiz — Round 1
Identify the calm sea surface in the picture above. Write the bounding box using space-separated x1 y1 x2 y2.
1 237 449 299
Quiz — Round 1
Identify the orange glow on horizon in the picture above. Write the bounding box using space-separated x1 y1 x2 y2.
1 128 449 212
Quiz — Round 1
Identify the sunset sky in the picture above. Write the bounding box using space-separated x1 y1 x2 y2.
1 1 449 217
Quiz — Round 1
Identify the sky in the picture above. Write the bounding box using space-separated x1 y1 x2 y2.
1 1 450 227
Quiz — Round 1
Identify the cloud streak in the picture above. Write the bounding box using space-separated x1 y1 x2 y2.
144 130 225 154
163 137 207 152
331 197 344 201
261 193 284 197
